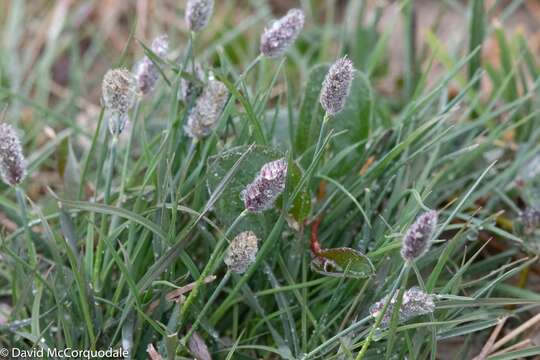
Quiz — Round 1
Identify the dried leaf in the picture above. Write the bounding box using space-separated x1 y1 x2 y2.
188 331 212 360
147 344 163 360
165 275 217 303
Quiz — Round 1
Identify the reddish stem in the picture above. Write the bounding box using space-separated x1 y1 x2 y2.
310 217 322 255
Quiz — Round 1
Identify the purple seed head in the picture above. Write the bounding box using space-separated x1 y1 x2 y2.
134 35 169 96
518 154 540 182
400 210 438 262
102 68 138 113
519 207 540 235
369 287 435 328
0 123 26 186
260 8 305 58
186 0 214 32
179 62 205 104
151 34 169 58
184 79 229 139
224 231 259 273
320 56 355 115
241 159 288 212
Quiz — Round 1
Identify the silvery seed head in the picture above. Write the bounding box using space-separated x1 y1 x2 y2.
401 210 438 262
184 79 229 139
151 34 169 58
179 62 205 104
519 208 540 235
186 0 214 32
241 158 288 212
102 68 138 113
134 35 170 96
320 56 355 115
369 287 435 328
0 123 26 186
224 231 259 273
107 111 129 137
260 8 305 58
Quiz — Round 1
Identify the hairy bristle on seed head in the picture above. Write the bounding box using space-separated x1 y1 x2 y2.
320 56 355 115
369 287 435 328
186 0 214 32
102 68 138 113
400 210 438 262
151 34 169 58
241 158 288 212
260 8 305 58
179 62 205 104
519 207 540 235
134 35 170 96
224 231 259 273
184 79 229 139
0 123 26 186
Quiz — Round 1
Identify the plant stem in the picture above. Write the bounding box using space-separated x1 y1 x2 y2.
181 271 231 345
315 112 331 156
16 186 36 267
174 139 198 195
302 315 372 359
310 217 322 255
238 54 262 85
78 108 105 199
354 265 410 360
104 137 118 204
118 100 141 200
177 209 248 332
93 136 118 291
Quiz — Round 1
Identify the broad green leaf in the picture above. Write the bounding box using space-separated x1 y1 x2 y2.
207 145 311 238
333 71 373 158
295 64 329 156
311 247 374 279
468 0 484 91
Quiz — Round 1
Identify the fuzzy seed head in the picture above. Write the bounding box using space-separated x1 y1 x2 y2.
369 287 435 328
0 123 26 186
186 0 214 32
519 208 540 235
400 210 438 262
151 35 169 58
134 35 169 96
224 231 259 273
184 79 229 139
260 9 305 58
179 63 205 104
102 68 138 113
320 56 354 115
241 159 288 212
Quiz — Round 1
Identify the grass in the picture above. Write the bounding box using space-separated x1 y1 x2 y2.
1 0 540 359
